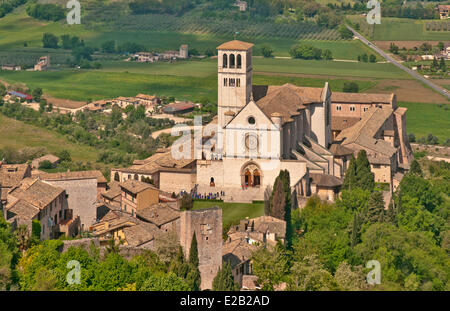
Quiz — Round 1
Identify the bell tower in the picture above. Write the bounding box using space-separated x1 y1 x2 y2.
216 40 254 130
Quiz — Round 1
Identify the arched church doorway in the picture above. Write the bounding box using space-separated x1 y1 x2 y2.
241 161 262 188
244 169 252 187
253 169 261 187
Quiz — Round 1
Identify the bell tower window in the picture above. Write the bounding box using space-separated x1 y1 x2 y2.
224 78 228 86
223 54 228 68
230 54 235 68
237 54 242 68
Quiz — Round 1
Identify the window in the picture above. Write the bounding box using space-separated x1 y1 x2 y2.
336 105 342 111
350 106 356 112
230 54 235 68
229 78 235 87
236 78 241 87
363 107 368 112
237 54 242 68
222 54 228 68
248 116 255 125
224 78 227 86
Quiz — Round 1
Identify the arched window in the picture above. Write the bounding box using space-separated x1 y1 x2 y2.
134 174 138 180
229 54 235 68
223 54 228 68
237 54 242 68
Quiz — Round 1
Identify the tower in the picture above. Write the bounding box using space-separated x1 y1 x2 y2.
216 40 254 132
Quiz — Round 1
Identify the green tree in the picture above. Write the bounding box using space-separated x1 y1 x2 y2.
271 177 286 220
42 33 58 49
342 157 357 190
140 272 190 291
334 261 367 291
369 54 377 63
32 88 43 102
260 44 274 58
365 191 385 224
212 262 239 291
322 49 333 60
409 159 423 177
186 232 201 290
288 254 338 291
101 40 116 53
251 243 289 290
355 150 375 191
339 25 353 39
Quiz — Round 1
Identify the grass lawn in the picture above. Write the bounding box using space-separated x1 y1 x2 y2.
398 102 450 143
193 200 264 229
0 114 100 163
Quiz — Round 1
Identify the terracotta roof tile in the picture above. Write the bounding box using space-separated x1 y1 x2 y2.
217 40 254 50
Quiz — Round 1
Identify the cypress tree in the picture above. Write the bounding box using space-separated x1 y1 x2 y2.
187 232 201 290
212 262 239 291
189 232 199 267
350 213 362 247
342 156 357 191
271 178 286 220
355 150 374 191
366 191 385 224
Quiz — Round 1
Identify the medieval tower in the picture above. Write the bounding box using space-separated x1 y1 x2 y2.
179 207 223 290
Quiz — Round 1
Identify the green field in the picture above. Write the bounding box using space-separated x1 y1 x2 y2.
193 200 264 229
0 69 377 102
399 102 450 143
349 16 450 41
0 113 100 163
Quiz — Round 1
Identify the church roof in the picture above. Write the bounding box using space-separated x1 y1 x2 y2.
331 92 395 105
217 40 254 50
253 83 326 125
336 107 397 157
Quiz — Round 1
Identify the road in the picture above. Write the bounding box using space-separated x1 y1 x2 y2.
346 25 450 100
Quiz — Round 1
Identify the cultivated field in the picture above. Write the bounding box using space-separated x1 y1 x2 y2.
349 16 450 41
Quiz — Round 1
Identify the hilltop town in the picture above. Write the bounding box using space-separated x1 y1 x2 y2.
1 38 449 292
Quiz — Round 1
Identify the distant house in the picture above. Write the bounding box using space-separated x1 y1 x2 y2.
421 54 435 61
112 96 140 109
162 101 195 114
31 154 60 169
1 64 21 71
0 163 32 206
84 100 108 112
438 5 450 19
234 0 247 11
134 52 158 63
34 56 49 71
6 90 33 102
135 94 161 109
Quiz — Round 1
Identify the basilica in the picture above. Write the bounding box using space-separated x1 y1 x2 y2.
112 40 413 204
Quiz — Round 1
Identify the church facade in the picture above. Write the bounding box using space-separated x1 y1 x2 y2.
195 40 339 202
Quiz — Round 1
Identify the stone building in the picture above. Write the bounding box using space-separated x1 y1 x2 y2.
119 179 159 216
4 178 77 240
336 106 413 187
32 170 107 231
0 163 32 206
111 148 196 194
180 207 223 290
136 202 180 235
